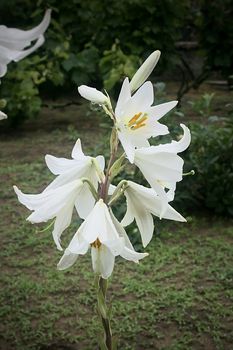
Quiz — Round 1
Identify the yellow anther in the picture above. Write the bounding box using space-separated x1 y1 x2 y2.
127 112 148 131
128 112 142 126
131 123 146 130
91 238 101 248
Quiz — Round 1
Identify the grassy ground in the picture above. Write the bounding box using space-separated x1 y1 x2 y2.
0 83 233 349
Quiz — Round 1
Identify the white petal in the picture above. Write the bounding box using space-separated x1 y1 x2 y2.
118 131 135 163
78 200 120 244
71 139 85 159
151 124 191 154
96 155 105 171
121 193 135 227
115 77 131 119
66 232 90 255
134 209 154 247
57 249 79 270
12 35 45 62
108 184 117 195
78 85 108 104
104 237 124 256
123 81 154 118
110 210 135 252
0 63 7 78
148 101 178 121
75 183 95 219
91 245 115 279
45 155 78 175
120 247 148 262
52 203 74 251
130 50 161 92
0 10 51 42
0 110 7 120
25 180 82 223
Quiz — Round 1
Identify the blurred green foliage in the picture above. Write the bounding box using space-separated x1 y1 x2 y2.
0 0 232 125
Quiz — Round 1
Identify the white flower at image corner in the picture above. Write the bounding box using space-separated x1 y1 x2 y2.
0 9 51 78
0 110 7 120
114 77 178 163
121 181 186 248
134 123 191 216
57 199 148 279
14 179 90 251
78 85 109 105
44 138 105 219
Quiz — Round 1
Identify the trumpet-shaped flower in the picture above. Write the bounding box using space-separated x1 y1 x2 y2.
129 50 161 93
115 77 178 163
14 179 89 251
57 200 148 278
0 9 51 78
121 181 186 247
44 139 105 219
134 124 191 215
78 85 109 105
0 110 7 120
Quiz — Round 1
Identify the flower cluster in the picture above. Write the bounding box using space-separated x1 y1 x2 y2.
0 9 51 119
15 51 191 279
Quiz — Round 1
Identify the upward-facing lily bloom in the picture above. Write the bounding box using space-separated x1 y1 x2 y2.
57 200 148 279
134 124 191 216
44 139 105 219
0 9 51 78
121 181 186 247
115 77 178 163
14 179 89 251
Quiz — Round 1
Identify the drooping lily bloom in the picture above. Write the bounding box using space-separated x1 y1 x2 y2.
0 110 7 120
129 50 161 93
0 9 51 78
134 124 191 216
121 181 186 247
115 77 178 163
14 179 90 251
57 200 148 279
44 139 105 219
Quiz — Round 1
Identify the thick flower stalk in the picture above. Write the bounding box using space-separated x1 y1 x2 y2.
15 50 192 349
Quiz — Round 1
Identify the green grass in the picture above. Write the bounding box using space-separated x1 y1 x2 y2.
0 117 233 350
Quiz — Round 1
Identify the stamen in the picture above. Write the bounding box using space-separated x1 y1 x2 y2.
128 112 148 131
131 123 146 130
128 112 142 126
91 238 101 248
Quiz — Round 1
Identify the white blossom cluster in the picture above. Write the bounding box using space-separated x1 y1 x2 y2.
15 51 191 279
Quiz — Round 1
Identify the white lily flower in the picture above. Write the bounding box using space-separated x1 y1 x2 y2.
130 50 161 93
121 181 186 247
0 9 51 78
134 123 191 216
45 138 105 219
14 179 87 251
78 85 109 105
115 77 178 163
0 110 7 120
57 200 148 278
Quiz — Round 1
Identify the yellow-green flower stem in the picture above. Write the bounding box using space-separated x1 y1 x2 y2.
183 169 195 176
96 109 120 349
81 178 99 200
95 276 115 350
108 180 128 206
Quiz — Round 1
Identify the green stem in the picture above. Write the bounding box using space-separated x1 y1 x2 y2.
97 277 113 350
